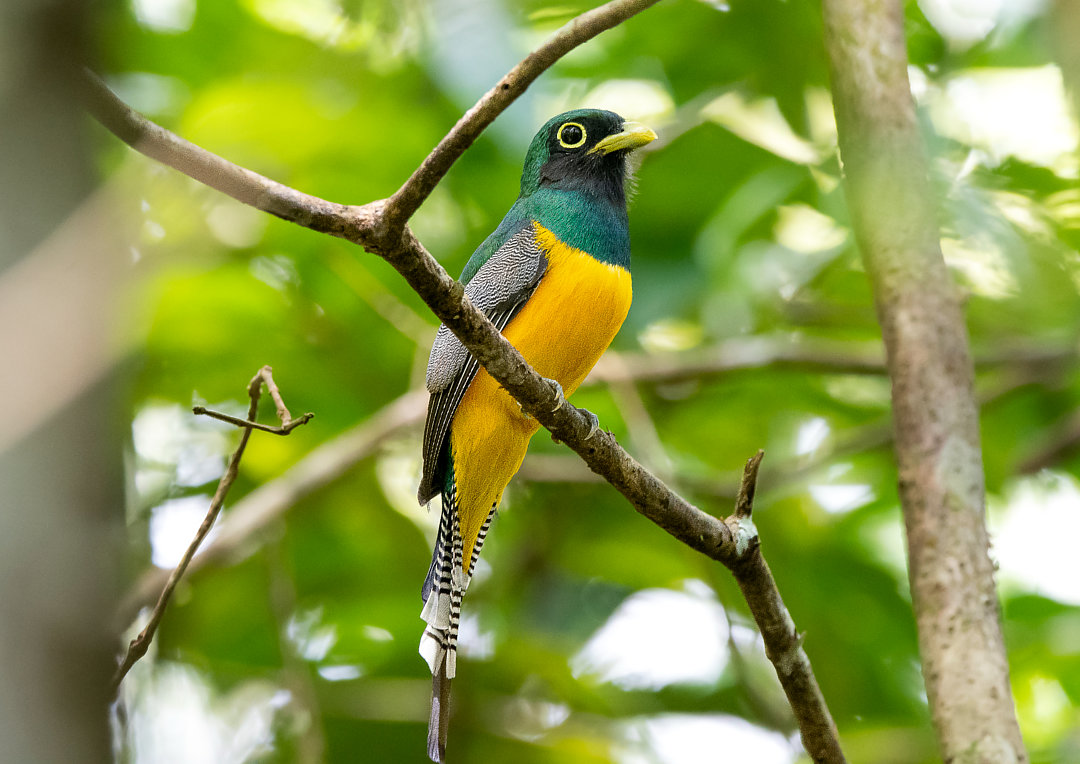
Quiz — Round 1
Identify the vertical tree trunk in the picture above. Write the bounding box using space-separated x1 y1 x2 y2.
821 2 1027 762
0 1 119 760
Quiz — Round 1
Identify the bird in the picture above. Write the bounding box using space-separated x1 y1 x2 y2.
417 108 656 762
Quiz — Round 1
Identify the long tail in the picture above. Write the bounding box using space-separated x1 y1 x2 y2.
419 476 495 763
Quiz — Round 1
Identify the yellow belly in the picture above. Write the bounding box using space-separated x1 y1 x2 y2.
449 222 632 561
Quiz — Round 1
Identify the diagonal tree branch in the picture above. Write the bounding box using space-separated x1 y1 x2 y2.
83 71 362 241
81 16 746 574
90 3 845 758
822 1 1027 761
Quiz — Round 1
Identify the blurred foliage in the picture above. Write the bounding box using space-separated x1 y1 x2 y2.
100 0 1080 762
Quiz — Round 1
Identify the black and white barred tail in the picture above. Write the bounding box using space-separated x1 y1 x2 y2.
419 475 495 763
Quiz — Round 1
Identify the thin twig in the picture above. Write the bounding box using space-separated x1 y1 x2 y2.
81 69 367 242
194 367 313 432
110 367 312 695
193 406 314 434
257 367 289 420
734 450 764 520
732 549 845 762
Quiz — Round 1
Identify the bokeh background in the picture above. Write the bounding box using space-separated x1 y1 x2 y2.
83 0 1080 761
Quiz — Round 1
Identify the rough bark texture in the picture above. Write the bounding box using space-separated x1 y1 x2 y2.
821 2 1027 762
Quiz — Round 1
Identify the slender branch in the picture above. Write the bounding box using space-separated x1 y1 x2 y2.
256 366 298 424
381 0 663 234
732 548 845 763
822 1 1026 761
193 366 314 433
724 452 845 763
110 367 312 694
81 71 369 242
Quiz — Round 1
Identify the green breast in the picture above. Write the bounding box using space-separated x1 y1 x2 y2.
520 188 631 269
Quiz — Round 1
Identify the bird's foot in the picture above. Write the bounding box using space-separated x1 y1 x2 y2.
544 377 566 412
517 379 566 420
582 408 601 440
543 378 570 444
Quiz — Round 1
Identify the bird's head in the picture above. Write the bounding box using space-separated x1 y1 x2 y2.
519 109 657 205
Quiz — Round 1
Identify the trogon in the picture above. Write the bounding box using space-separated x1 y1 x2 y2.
417 108 656 762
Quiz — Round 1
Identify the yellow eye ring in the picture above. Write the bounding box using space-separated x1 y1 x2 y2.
557 122 587 149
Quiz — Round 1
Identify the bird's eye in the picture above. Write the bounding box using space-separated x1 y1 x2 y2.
556 122 587 149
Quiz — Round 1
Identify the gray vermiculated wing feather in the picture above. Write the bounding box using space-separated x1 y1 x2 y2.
418 308 509 503
425 226 546 393
418 227 547 504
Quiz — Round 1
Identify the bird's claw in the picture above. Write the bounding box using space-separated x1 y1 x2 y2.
544 378 566 412
539 377 601 440
582 409 601 440
518 378 566 421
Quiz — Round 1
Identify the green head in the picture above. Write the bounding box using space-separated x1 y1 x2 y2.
518 109 657 206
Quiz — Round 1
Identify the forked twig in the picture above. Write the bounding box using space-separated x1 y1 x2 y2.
110 366 312 695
